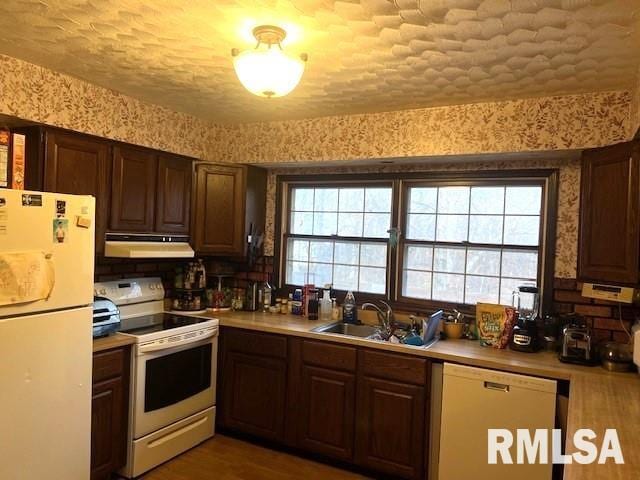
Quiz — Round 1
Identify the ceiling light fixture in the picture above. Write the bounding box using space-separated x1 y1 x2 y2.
231 25 307 98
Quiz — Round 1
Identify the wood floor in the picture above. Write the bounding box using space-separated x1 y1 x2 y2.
140 435 371 480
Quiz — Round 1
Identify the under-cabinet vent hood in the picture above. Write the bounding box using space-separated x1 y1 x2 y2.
104 233 194 258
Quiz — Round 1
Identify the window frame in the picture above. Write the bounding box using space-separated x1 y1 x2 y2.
275 169 558 314
279 179 397 299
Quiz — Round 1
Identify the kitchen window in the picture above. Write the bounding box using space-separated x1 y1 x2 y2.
284 184 393 294
277 171 557 310
400 183 543 308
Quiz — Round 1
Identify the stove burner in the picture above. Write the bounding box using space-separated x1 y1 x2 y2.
119 313 210 336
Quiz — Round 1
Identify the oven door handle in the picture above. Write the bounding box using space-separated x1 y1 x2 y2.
138 327 218 355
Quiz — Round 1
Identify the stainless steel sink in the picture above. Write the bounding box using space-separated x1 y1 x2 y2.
311 322 379 338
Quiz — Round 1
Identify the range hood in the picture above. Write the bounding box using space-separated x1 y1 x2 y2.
104 233 194 258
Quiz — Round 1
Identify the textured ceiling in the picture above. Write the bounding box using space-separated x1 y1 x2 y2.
0 0 639 123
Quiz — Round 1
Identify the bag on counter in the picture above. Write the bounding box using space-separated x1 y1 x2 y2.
476 303 516 349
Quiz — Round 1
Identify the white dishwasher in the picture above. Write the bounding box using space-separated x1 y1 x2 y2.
436 363 557 480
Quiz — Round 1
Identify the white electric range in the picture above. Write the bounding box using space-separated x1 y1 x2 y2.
94 277 218 478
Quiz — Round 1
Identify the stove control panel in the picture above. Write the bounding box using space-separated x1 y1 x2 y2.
94 277 165 305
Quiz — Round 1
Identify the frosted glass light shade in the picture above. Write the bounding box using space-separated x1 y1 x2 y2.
233 46 305 98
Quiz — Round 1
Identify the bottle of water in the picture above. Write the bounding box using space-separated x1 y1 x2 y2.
342 291 358 324
320 286 332 321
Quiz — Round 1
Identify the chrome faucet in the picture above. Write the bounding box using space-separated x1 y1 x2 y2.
362 301 395 338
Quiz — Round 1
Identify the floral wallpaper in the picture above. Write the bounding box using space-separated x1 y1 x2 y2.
219 90 632 164
0 54 223 160
264 156 581 279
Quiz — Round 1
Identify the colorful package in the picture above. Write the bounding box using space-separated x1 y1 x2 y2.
476 303 516 349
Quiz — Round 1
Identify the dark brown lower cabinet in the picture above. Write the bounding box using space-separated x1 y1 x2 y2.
355 376 426 479
218 327 430 480
299 365 356 461
221 351 287 441
91 346 131 480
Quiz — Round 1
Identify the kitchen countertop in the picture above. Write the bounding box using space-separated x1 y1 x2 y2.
93 332 135 353
207 310 639 480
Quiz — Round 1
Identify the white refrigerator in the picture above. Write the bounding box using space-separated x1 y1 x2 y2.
0 189 95 480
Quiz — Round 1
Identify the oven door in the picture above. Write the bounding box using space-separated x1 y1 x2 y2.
133 329 218 439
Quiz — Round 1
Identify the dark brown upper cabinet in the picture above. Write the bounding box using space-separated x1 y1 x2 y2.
579 141 640 284
110 146 158 232
193 163 266 256
18 128 111 254
155 155 192 234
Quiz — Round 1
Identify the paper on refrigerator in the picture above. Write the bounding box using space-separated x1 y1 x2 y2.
0 251 55 306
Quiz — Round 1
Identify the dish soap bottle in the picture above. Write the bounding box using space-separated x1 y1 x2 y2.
342 291 358 324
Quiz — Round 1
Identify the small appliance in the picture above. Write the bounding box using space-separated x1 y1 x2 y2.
559 316 597 365
509 284 539 353
92 296 120 337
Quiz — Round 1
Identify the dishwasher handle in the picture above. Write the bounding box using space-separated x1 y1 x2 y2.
484 381 510 392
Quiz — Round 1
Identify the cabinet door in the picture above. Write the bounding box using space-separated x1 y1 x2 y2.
221 351 286 441
355 376 425 480
193 163 246 255
155 155 192 234
298 365 355 461
579 142 640 284
91 376 126 480
110 146 157 232
44 131 111 253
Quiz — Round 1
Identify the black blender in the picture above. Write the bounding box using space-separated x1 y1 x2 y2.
510 284 540 353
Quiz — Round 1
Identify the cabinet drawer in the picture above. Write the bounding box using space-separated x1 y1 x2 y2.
302 340 356 372
93 348 126 384
359 350 427 385
224 328 287 359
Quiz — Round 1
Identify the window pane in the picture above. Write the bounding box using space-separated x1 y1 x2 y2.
438 186 469 214
339 188 364 211
363 213 390 238
502 250 538 279
500 278 535 309
286 261 307 286
308 262 333 287
338 212 363 237
291 212 313 234
465 275 500 304
505 186 542 214
432 273 464 303
405 245 433 271
470 187 504 214
365 188 392 212
466 248 500 276
409 187 437 213
309 240 333 263
334 242 359 265
359 267 386 294
288 239 309 261
436 215 468 242
292 188 314 211
313 212 337 236
504 216 539 245
407 214 435 240
434 247 466 273
314 188 338 211
361 243 387 267
333 265 358 291
403 270 431 299
468 215 503 243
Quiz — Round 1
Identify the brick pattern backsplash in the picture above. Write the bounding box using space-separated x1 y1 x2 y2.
94 256 181 291
553 278 637 343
